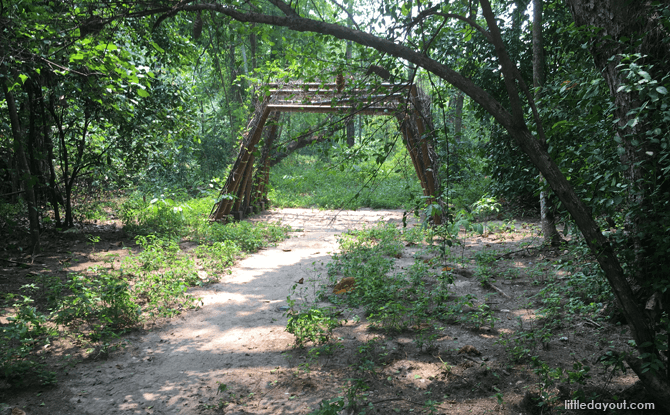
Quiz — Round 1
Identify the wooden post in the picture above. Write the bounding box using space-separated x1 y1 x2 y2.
250 111 281 212
210 98 270 221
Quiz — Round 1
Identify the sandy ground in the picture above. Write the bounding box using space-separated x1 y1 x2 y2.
60 208 409 415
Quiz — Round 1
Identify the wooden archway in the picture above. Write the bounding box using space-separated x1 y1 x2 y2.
209 82 442 224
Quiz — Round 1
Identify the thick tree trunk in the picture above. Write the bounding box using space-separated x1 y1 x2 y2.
565 0 670 395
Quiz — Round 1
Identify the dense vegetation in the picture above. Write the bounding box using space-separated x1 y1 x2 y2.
2 0 670 410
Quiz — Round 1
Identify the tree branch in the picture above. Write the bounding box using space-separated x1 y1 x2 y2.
180 3 514 131
407 6 493 43
326 0 361 31
268 0 299 18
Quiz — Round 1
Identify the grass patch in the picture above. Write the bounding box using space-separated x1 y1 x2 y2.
285 222 495 352
268 150 422 210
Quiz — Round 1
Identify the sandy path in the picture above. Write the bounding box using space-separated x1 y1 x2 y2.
63 208 407 415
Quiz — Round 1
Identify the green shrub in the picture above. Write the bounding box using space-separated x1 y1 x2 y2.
269 153 421 209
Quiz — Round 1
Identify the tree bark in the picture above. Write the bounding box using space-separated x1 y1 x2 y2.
3 82 40 252
36 82 62 227
533 0 561 246
565 0 670 393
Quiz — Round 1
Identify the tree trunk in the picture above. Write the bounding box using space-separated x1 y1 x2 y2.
565 0 670 394
3 82 40 252
36 82 62 227
345 0 355 148
533 0 561 246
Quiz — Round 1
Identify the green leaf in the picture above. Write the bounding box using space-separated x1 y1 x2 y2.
656 86 668 95
637 70 651 81
151 42 165 53
95 43 118 51
137 88 150 98
552 120 568 129
18 74 28 84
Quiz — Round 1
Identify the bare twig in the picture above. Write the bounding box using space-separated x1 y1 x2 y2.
495 245 541 259
485 282 510 298
0 258 32 266
584 317 602 328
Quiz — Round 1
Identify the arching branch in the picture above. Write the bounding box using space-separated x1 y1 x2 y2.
406 6 493 43
178 2 515 131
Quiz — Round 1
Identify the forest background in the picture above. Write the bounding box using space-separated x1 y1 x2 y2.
2 0 670 411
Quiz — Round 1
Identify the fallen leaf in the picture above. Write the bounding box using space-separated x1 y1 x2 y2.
297 278 304 284
458 345 481 356
333 277 356 294
282 249 292 252
442 267 452 271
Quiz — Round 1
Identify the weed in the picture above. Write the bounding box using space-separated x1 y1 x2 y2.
285 306 339 347
309 397 345 415
0 295 57 386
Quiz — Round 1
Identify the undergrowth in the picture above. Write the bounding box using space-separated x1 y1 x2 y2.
282 214 623 414
268 152 422 210
0 194 290 387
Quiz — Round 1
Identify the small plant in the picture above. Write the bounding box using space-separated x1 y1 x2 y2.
309 396 345 415
492 386 505 409
285 306 339 347
344 378 369 411
0 296 57 387
471 195 501 223
308 342 344 359
87 234 101 253
530 356 564 409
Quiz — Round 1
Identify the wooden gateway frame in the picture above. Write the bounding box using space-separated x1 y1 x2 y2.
209 82 443 224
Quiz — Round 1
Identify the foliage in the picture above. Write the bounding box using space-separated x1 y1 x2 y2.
269 149 421 210
0 296 57 387
285 306 340 347
0 192 289 387
282 222 495 348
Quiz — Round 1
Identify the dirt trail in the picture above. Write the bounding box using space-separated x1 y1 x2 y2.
60 208 407 415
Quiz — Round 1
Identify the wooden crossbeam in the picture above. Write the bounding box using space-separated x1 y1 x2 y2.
210 83 444 224
266 104 397 115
